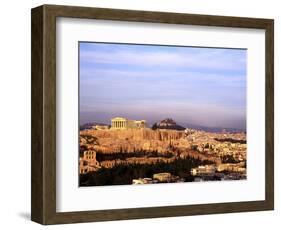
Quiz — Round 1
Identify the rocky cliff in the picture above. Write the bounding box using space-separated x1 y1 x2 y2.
80 128 187 154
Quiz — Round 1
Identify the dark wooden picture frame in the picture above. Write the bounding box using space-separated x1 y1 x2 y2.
31 4 274 225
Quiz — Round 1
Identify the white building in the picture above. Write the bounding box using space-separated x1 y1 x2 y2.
191 165 216 176
111 117 146 130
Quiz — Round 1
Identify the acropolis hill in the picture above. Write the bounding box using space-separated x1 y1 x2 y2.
80 118 246 177
81 128 186 154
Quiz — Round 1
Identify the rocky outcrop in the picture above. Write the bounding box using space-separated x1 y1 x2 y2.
155 118 186 130
80 128 187 154
82 128 185 140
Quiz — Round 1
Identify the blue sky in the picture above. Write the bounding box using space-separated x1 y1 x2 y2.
79 42 247 130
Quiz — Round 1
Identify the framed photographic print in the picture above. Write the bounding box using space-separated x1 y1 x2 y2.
31 4 274 225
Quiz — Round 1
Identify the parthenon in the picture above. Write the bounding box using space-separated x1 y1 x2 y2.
111 117 146 130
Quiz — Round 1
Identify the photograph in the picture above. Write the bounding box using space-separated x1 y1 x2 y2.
78 42 247 186
30 4 274 224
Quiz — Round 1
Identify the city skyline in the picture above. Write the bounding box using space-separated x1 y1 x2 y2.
79 42 247 130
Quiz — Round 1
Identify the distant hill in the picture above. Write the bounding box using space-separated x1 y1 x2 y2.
182 122 245 133
80 122 110 131
152 118 186 131
151 118 245 133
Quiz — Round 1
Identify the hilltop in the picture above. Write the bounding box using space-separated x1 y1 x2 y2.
153 118 186 131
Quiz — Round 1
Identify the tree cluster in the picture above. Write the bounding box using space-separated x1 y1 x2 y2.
214 138 246 144
80 156 214 186
96 149 174 161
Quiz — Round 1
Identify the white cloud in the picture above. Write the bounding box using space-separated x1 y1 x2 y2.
80 47 246 72
80 68 246 88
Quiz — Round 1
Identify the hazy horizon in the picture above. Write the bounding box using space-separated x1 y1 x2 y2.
79 42 247 130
